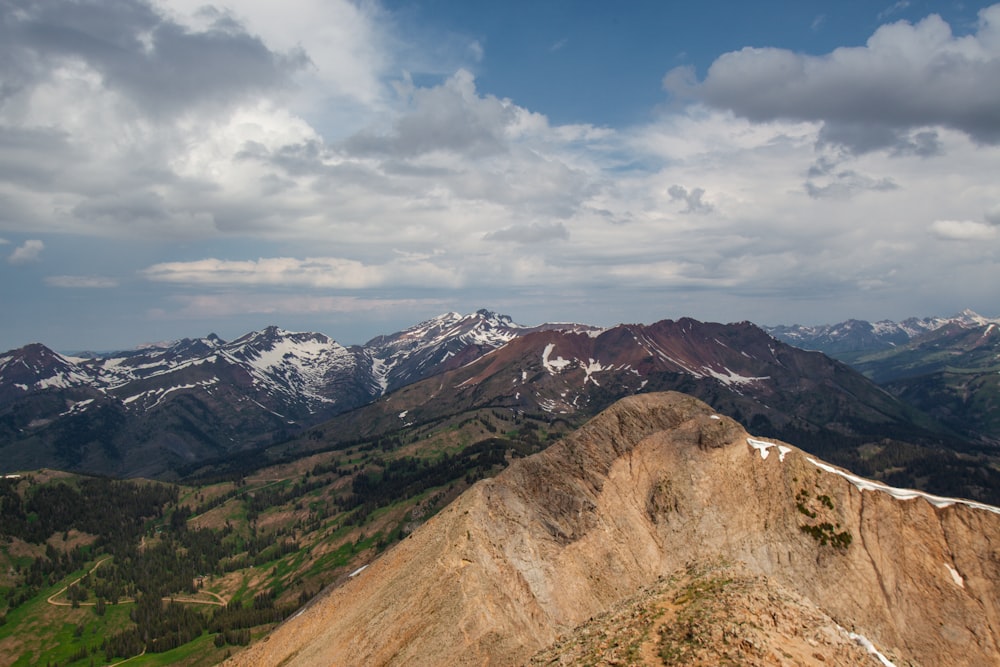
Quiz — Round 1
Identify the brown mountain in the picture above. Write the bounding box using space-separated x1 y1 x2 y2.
296 318 996 503
228 392 1000 666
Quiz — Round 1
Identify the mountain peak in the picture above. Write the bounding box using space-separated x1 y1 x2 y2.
230 392 1000 667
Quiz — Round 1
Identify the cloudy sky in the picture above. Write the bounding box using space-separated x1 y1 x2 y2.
1 0 999 351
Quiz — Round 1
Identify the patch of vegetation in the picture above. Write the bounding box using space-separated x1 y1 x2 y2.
799 523 853 550
794 484 852 551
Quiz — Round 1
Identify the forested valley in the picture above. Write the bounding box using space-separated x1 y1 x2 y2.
0 406 560 666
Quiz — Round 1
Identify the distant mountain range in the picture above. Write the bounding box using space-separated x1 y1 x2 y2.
767 310 1000 449
2 309 998 500
0 311 588 478
764 309 1000 362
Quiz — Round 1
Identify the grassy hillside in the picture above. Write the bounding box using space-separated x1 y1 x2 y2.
0 406 563 666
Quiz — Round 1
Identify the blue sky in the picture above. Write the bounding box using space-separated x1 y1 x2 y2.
1 0 999 351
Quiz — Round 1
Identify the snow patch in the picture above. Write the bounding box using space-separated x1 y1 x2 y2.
370 356 389 395
807 457 1000 515
582 358 610 386
541 343 571 374
945 563 965 588
122 378 219 409
348 565 368 577
844 629 897 667
59 399 95 417
705 367 770 387
398 410 408 419
747 438 791 462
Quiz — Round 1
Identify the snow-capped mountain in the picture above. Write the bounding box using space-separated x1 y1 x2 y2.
0 310 589 477
362 309 601 394
0 308 987 481
765 309 1000 361
321 317 968 498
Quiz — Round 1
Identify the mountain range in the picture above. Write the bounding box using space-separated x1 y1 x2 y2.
1 309 998 502
0 311 550 477
764 309 1000 362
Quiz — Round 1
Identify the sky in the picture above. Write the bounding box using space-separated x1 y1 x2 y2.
1 0 999 351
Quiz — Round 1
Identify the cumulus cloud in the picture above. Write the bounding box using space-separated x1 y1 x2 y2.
664 5 1000 153
342 69 547 158
0 0 308 119
2 0 1000 342
45 275 119 288
7 240 43 264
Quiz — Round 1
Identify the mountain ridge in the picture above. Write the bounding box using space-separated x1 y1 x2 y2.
227 392 1000 667
1 310 993 493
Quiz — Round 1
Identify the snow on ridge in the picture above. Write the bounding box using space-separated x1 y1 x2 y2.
746 437 791 462
59 398 95 417
806 456 1000 515
122 378 220 409
870 320 902 336
33 367 93 390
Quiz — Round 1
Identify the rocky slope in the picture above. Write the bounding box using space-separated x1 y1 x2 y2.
228 392 1000 667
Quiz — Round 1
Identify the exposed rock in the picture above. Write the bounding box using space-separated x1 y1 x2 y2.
531 559 883 666
227 392 1000 666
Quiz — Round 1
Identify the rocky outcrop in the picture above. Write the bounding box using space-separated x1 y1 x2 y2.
228 392 1000 666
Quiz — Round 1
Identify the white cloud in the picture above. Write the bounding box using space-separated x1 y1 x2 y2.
929 219 999 241
2 0 1000 339
142 256 462 289
8 240 43 264
664 5 1000 152
150 294 446 319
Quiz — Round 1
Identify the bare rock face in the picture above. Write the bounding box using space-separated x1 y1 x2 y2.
228 392 1000 667
530 559 882 666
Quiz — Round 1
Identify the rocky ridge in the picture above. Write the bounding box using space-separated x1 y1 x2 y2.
228 392 1000 666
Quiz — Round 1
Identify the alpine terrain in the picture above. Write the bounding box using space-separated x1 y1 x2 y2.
0 311 554 478
228 392 1000 667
